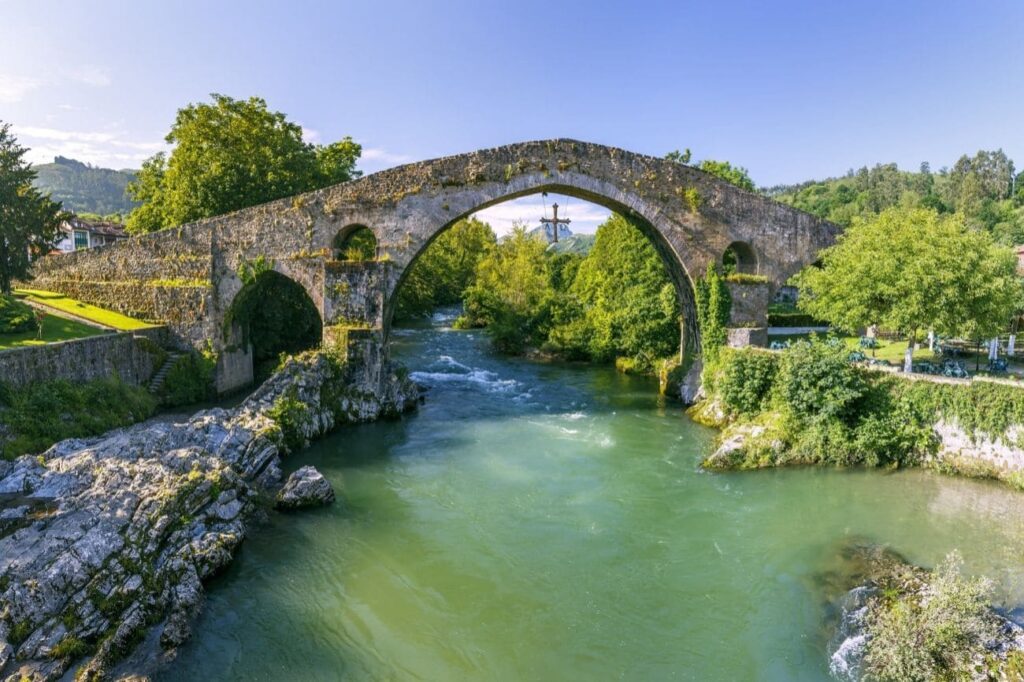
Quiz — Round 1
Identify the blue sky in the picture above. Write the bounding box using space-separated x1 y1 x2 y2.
2 1 1022 232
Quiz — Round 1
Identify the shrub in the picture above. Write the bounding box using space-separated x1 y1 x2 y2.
266 388 310 453
158 351 216 407
766 311 825 327
864 551 998 681
1 379 157 460
716 349 779 416
776 337 865 424
0 295 36 334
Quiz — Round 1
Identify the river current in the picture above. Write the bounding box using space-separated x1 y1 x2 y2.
164 317 1024 681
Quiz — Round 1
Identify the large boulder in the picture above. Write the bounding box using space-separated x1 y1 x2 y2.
275 466 336 510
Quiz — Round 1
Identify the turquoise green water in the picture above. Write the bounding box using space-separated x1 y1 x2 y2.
165 320 1024 681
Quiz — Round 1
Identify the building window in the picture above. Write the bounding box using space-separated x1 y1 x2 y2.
73 230 89 250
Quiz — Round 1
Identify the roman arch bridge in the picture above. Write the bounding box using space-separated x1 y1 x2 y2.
27 140 839 392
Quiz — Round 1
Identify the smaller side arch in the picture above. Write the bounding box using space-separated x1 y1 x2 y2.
334 224 378 261
722 241 759 275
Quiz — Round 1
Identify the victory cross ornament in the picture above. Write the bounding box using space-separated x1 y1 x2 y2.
541 202 571 243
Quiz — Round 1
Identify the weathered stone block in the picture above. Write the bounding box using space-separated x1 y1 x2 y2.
727 327 767 348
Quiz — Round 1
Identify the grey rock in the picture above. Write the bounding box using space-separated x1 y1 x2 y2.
276 466 336 510
680 360 704 406
0 350 417 681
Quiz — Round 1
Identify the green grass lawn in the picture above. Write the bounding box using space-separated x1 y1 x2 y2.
0 313 108 350
15 289 155 331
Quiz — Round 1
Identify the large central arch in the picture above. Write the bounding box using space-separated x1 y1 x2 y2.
382 176 702 348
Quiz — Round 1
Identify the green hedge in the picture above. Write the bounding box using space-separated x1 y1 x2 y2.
767 311 826 327
0 295 36 334
0 378 157 460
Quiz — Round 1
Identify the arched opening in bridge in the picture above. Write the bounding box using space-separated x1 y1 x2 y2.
334 224 377 261
228 270 322 378
722 241 758 275
389 191 694 375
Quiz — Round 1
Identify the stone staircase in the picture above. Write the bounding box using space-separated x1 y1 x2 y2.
148 352 182 394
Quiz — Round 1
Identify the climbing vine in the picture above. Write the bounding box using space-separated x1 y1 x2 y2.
694 262 731 368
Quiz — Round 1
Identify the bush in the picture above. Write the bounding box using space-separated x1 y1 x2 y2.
766 311 825 327
716 349 779 416
865 552 998 681
1 379 158 460
776 337 865 424
0 295 36 334
158 352 216 407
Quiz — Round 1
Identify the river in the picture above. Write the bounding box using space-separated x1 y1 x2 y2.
164 316 1024 681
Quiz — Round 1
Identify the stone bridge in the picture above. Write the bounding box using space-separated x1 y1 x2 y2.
26 139 839 392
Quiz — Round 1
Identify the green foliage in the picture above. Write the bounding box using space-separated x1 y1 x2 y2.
716 349 778 416
864 552 998 682
770 151 1024 244
31 156 137 214
776 337 865 424
793 207 1022 341
461 225 553 353
696 159 757 192
395 218 496 319
158 351 216 407
236 255 273 285
126 94 362 233
665 149 758 192
723 273 768 284
694 263 731 367
267 387 309 453
0 294 36 333
227 270 322 363
337 227 377 261
0 378 157 460
545 214 680 371
49 635 91 661
0 122 67 294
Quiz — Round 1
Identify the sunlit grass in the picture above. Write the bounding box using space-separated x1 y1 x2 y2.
14 288 155 331
0 313 107 350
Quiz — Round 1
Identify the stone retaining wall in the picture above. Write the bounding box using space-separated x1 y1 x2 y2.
0 330 166 389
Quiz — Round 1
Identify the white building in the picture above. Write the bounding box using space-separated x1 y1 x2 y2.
54 216 128 253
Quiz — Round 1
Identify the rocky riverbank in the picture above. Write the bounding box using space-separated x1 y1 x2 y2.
0 350 418 681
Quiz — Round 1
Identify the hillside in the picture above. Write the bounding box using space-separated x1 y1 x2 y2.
32 156 139 215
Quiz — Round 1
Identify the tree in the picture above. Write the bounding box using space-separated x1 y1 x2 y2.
395 217 496 319
548 214 679 368
127 94 361 233
792 206 1022 346
0 123 66 294
460 225 553 353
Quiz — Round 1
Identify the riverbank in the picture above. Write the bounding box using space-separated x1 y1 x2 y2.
696 340 1024 490
0 348 417 680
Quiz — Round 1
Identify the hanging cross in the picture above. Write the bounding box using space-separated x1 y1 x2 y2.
540 202 571 243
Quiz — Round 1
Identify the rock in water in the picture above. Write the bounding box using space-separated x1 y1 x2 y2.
276 466 336 509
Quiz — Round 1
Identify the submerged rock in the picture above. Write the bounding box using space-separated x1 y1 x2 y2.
276 466 336 510
0 350 418 681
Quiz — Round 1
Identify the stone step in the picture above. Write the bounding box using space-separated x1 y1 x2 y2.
149 353 183 393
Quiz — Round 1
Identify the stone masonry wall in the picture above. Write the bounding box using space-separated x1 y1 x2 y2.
0 331 165 389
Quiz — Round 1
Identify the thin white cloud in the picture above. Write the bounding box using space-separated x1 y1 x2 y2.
300 126 320 143
14 124 166 168
0 74 41 103
361 147 414 165
67 65 112 87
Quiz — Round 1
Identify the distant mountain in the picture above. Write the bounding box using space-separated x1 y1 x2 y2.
32 156 139 215
546 233 595 255
527 222 573 243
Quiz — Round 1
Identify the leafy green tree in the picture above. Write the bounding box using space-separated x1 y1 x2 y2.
0 122 66 294
694 262 730 364
127 94 361 233
547 214 679 369
395 217 496 319
792 207 1022 346
460 225 553 353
